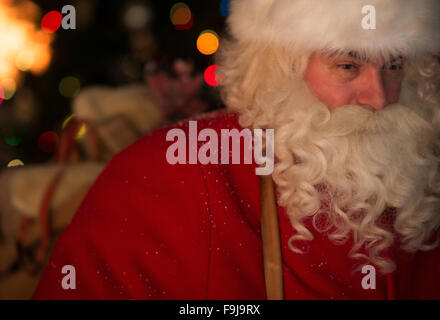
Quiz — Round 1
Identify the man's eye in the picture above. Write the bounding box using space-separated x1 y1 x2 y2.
384 64 403 71
337 64 358 70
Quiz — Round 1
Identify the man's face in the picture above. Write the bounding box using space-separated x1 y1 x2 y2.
304 52 404 111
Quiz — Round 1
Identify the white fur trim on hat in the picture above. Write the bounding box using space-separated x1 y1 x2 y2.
227 0 440 58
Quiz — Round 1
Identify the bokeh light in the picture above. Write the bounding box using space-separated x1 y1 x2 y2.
0 78 17 100
4 135 22 146
170 2 193 30
75 124 87 140
7 159 24 167
62 114 87 140
204 65 221 87
41 10 62 33
0 1 53 81
123 4 151 29
0 86 4 104
59 76 81 98
197 30 219 55
62 114 75 129
15 51 35 71
38 131 59 153
220 0 230 17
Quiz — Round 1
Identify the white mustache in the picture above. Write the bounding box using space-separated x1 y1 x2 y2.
317 103 433 138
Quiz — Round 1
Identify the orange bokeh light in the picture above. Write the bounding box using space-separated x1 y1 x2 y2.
197 30 219 55
0 0 53 84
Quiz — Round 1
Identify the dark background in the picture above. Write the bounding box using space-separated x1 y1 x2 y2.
0 0 228 166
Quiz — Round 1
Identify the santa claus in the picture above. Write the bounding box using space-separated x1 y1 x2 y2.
33 0 440 299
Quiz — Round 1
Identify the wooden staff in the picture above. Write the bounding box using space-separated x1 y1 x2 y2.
260 174 284 300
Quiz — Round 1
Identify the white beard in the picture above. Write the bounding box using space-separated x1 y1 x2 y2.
220 40 440 271
265 78 440 272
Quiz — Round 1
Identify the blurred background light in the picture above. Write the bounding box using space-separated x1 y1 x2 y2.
0 78 17 100
4 135 22 147
220 0 230 17
62 114 87 140
123 4 152 29
15 51 35 71
62 114 75 129
7 159 24 167
41 10 62 33
0 0 227 171
197 30 219 55
170 2 193 30
59 76 81 98
75 124 87 141
0 0 53 82
38 131 59 153
204 64 220 87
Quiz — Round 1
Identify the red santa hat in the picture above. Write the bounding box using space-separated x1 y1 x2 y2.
227 0 440 59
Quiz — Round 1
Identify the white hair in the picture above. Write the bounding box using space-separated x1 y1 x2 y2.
217 40 440 274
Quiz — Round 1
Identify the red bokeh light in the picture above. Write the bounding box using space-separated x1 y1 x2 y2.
174 13 194 31
204 65 223 87
38 131 59 153
41 11 62 33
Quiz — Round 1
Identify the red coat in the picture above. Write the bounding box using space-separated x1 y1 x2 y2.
33 110 440 299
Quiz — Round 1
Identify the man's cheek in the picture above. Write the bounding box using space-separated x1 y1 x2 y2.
323 87 357 110
385 82 402 104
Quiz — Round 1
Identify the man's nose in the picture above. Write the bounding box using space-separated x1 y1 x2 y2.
356 66 387 111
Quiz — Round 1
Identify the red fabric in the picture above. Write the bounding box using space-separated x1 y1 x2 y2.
33 110 440 299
